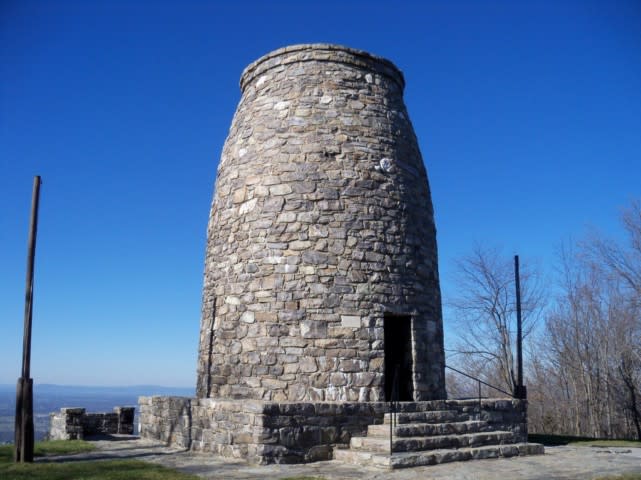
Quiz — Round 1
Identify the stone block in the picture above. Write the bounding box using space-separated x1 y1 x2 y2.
300 320 327 339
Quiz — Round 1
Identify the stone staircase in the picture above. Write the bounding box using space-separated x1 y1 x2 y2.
333 400 544 469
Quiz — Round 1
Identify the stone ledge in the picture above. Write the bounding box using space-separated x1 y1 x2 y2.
240 43 405 94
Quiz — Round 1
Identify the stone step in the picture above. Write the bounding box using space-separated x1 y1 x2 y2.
350 430 515 453
382 399 489 413
383 410 470 425
368 420 491 438
333 442 545 469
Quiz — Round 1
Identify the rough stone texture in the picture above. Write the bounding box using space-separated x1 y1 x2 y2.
138 396 193 448
48 406 134 440
416 398 529 443
139 396 531 465
196 43 445 403
140 395 388 463
336 399 541 469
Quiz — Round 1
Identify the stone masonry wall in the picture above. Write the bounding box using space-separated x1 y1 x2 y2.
48 406 134 440
138 396 193 448
478 399 529 443
140 396 387 463
191 399 388 463
432 399 528 443
197 43 445 403
139 396 527 463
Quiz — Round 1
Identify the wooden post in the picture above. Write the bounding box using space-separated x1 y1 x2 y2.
514 255 527 399
14 175 41 463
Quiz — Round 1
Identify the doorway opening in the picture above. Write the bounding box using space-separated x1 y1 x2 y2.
384 314 414 401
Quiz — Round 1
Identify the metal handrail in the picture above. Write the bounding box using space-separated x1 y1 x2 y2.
445 365 515 420
389 364 400 456
445 365 514 398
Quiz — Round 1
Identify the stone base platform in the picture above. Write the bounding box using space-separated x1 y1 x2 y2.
139 397 540 466
335 443 545 469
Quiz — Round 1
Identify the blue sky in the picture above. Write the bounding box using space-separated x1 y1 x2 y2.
1 0 640 387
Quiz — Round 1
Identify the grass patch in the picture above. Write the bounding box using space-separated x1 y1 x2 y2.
0 445 11 463
0 459 200 480
530 433 641 448
279 477 327 480
0 440 95 462
594 475 641 480
570 439 641 448
35 439 96 456
530 433 601 445
0 441 199 480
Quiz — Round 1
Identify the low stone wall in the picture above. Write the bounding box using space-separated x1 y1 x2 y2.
484 399 528 442
194 399 388 463
139 396 528 463
138 396 193 448
49 406 135 440
139 396 387 463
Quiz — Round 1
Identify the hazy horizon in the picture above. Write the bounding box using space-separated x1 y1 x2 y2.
0 383 196 390
0 383 195 443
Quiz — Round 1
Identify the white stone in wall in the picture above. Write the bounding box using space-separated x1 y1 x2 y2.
341 315 361 328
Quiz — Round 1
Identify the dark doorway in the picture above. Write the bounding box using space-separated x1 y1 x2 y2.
384 315 414 401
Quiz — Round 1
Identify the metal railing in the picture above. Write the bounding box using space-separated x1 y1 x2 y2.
387 364 516 456
445 365 515 419
389 364 400 455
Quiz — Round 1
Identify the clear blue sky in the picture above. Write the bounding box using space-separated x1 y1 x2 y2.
1 0 640 387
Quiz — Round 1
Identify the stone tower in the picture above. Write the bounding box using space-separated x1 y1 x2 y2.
196 44 445 403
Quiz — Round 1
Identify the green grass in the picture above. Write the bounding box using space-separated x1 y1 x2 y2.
530 433 641 448
0 440 95 462
594 475 641 480
1 459 201 480
278 477 327 480
571 439 641 447
35 439 97 456
0 441 200 480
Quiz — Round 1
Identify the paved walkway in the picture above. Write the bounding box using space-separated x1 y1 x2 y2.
41 436 641 480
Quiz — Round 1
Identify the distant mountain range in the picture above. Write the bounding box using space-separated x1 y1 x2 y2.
0 383 194 444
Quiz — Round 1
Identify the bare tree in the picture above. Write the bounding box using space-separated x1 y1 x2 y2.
448 201 641 440
447 246 546 394
587 200 641 439
540 248 641 439
529 200 641 440
589 200 641 298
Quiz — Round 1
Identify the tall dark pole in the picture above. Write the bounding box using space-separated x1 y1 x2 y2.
14 176 41 463
514 255 526 399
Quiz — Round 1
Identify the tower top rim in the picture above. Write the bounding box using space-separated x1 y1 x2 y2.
240 43 405 93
